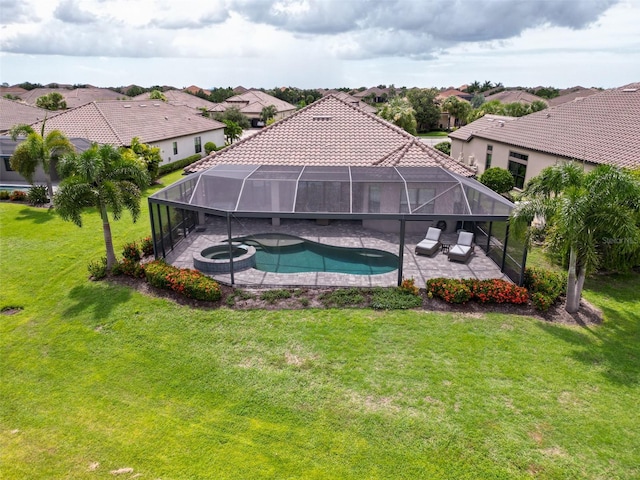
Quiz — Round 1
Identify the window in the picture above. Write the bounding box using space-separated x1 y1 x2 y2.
194 136 202 154
485 144 493 170
3 157 13 171
172 142 178 155
508 151 528 189
401 188 436 214
368 185 380 213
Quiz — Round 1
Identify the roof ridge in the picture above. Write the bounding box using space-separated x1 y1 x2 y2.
93 101 126 145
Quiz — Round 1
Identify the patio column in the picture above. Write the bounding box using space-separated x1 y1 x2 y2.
501 222 510 272
397 219 405 286
227 212 234 285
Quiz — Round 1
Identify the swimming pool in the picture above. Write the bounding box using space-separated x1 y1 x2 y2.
231 233 398 275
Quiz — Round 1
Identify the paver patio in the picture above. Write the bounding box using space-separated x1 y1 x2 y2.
165 217 510 288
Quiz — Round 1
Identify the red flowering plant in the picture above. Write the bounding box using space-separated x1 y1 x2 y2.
400 277 420 296
144 260 221 302
426 278 472 304
140 236 154 257
462 279 529 304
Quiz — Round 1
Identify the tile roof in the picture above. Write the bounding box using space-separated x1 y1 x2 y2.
187 94 474 176
131 89 217 110
547 87 601 107
32 100 225 146
209 90 296 114
0 135 92 156
449 115 517 142
184 85 211 96
352 87 391 99
466 83 640 169
321 90 377 114
483 90 548 105
0 98 54 133
16 87 128 109
436 89 472 101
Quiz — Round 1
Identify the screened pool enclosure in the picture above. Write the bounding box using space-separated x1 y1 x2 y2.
149 164 527 285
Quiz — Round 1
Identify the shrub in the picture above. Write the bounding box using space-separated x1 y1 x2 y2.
524 267 567 310
400 277 420 296
204 141 217 154
433 141 451 155
462 278 529 304
319 288 366 307
87 257 108 280
260 289 292 304
371 287 423 310
144 260 221 301
531 292 554 311
112 258 145 278
27 185 49 206
479 167 515 194
140 236 154 257
157 154 203 176
121 241 141 262
426 278 472 304
9 190 27 202
0 191 9 200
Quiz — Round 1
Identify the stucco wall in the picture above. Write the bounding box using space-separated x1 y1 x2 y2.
153 129 225 165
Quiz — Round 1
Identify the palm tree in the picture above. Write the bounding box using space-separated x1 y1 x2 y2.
54 144 149 271
260 104 278 123
10 122 75 199
511 163 640 313
378 97 417 135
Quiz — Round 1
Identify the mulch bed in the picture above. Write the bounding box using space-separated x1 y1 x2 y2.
107 276 603 326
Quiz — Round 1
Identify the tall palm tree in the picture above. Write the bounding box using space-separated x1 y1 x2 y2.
54 144 149 270
10 122 75 199
511 163 640 313
260 104 278 123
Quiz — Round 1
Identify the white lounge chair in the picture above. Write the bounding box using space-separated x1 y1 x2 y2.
415 227 442 256
447 231 474 263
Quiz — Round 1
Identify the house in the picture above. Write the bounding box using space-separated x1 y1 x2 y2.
131 89 218 112
320 90 377 114
184 85 211 96
208 90 297 125
352 87 391 103
0 97 53 134
32 100 226 165
0 136 92 186
483 90 548 105
548 87 601 107
15 87 128 109
436 88 473 102
449 83 640 189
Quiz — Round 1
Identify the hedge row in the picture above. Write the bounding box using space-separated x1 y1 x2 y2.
157 154 203 176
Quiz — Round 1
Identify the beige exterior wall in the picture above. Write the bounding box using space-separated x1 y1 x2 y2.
451 137 596 188
153 129 225 165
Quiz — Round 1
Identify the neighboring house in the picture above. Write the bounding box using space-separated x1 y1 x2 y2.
233 86 249 94
0 136 92 186
436 88 473 102
16 87 128 109
0 86 28 97
483 90 548 105
0 97 53 134
184 85 211 96
132 89 217 111
320 90 377 114
32 100 226 165
548 87 601 107
352 87 391 103
188 94 475 233
449 83 640 188
209 90 297 124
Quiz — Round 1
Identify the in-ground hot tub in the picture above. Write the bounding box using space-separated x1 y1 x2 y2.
193 243 256 274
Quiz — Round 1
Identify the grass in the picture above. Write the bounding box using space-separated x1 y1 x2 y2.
1 172 639 479
417 131 449 137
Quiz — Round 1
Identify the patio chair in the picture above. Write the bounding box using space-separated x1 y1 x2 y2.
447 231 474 263
415 227 442 256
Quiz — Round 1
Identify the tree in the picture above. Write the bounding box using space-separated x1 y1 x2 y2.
36 92 67 110
511 163 640 313
441 96 472 128
149 90 167 101
204 141 217 154
378 97 417 135
405 88 440 132
479 167 515 194
260 104 278 122
120 137 161 181
54 144 149 271
470 93 485 109
10 122 75 199
213 106 251 130
223 120 242 144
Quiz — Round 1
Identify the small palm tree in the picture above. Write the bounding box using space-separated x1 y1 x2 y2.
54 144 149 270
10 122 75 199
511 163 640 313
260 104 278 123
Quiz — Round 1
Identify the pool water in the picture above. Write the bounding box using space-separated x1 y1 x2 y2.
232 233 398 275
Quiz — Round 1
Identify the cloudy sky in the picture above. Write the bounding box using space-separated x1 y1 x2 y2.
1 0 639 90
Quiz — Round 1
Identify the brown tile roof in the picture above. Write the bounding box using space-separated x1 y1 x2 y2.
466 83 640 169
184 85 211 96
483 90 548 105
321 90 377 114
352 87 391 99
209 90 296 115
547 87 601 107
131 89 217 110
16 87 128 109
0 97 53 133
436 89 472 101
187 95 474 176
32 100 225 146
449 115 517 142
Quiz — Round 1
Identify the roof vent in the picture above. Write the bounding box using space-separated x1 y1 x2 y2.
139 104 147 107
153 103 161 106
622 88 638 92
498 120 505 127
312 115 332 121
123 104 131 108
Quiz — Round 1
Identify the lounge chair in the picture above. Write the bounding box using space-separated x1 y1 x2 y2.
447 231 474 262
415 227 442 256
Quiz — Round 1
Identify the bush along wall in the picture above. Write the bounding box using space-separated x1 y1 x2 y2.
157 154 203 176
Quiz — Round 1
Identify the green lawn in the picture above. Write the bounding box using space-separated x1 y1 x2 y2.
1 174 639 479
417 131 449 137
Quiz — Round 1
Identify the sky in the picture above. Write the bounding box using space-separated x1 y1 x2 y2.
1 0 639 90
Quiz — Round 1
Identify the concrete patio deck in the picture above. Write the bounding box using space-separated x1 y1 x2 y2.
165 217 510 288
